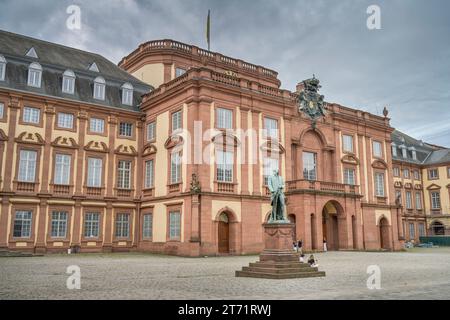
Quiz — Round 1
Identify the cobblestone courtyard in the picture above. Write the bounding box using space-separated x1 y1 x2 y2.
1 248 449 300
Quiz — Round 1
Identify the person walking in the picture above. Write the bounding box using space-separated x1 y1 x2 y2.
323 238 327 252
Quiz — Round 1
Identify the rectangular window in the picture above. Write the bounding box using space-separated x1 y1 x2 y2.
54 154 71 185
406 191 412 209
264 117 278 139
119 122 133 137
431 192 441 209
147 122 156 141
175 68 186 77
145 160 154 189
448 167 450 178
90 118 104 133
392 145 397 157
28 68 41 87
122 88 133 106
0 102 4 118
87 157 102 187
413 170 420 180
169 211 181 240
373 141 382 158
18 150 37 182
415 192 422 210
13 211 32 238
84 213 100 238
395 190 402 204
170 152 181 184
57 112 74 129
117 160 131 189
374 172 385 197
418 223 425 237
115 213 130 238
263 157 279 185
216 149 233 182
303 152 317 181
342 135 353 153
23 106 40 124
403 169 409 178
171 110 182 132
344 168 356 185
62 76 75 94
143 214 153 238
393 167 399 177
428 169 438 180
93 82 105 100
216 108 232 129
409 223 415 239
0 61 5 81
51 211 67 238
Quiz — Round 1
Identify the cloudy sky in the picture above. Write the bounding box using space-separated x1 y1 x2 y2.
1 0 449 146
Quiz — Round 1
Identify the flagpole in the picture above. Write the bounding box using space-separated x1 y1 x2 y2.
206 9 211 51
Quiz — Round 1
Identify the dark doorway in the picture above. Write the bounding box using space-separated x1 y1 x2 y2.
431 221 445 235
379 217 390 249
218 213 230 253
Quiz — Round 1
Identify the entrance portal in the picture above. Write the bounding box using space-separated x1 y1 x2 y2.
218 213 230 253
322 201 343 250
379 217 390 250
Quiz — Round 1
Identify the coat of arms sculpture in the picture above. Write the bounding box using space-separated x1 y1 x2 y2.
297 76 326 126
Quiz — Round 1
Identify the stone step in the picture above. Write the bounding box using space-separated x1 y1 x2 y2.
250 261 311 268
242 266 318 274
235 270 326 279
0 251 41 257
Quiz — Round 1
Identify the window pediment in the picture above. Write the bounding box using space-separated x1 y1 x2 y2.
372 159 388 170
51 136 79 149
211 131 240 147
426 183 441 190
341 154 359 165
143 143 157 156
84 140 109 153
15 132 45 145
164 134 184 150
394 181 402 188
260 140 285 154
0 128 8 141
114 144 137 156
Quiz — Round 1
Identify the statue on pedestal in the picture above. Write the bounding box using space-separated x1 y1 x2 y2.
267 169 289 223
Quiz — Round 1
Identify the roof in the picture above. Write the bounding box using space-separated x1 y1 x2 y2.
0 29 152 111
391 130 450 166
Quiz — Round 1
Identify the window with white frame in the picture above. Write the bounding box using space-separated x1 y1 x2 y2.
393 167 399 177
87 157 102 187
418 223 425 237
303 152 317 181
409 223 415 239
84 213 100 238
401 146 407 158
0 55 6 81
263 157 279 185
169 211 181 239
216 108 232 129
411 149 417 160
344 168 356 185
172 110 182 132
431 192 441 209
121 83 133 106
62 69 75 94
372 141 382 158
343 135 354 153
145 160 154 189
0 102 4 118
264 117 278 139
413 170 420 180
90 117 104 133
391 143 397 157
57 112 74 129
27 62 42 87
415 192 422 210
117 160 131 189
119 122 132 137
374 172 385 197
23 106 40 124
428 169 438 179
170 152 181 184
147 122 156 141
403 169 409 178
93 76 105 100
175 68 186 78
143 213 153 238
18 150 37 182
115 213 130 238
54 153 71 185
51 211 67 238
395 190 402 204
406 191 412 209
216 149 233 182
13 211 32 238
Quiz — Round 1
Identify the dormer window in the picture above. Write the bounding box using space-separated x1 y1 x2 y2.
121 83 133 106
409 147 417 160
27 62 42 88
400 144 407 158
62 69 76 94
0 55 6 81
391 143 397 157
93 76 105 100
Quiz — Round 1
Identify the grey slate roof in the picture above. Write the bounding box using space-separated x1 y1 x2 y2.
391 130 450 166
0 29 152 112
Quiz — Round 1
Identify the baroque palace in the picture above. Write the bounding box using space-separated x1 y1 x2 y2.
0 30 448 255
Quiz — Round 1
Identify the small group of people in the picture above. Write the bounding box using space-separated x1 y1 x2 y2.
299 254 319 267
292 239 303 253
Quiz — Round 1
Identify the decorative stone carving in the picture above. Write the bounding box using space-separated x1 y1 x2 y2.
114 144 138 156
297 76 326 126
84 141 109 153
341 154 360 165
51 136 79 149
190 173 201 194
142 143 157 156
15 132 45 145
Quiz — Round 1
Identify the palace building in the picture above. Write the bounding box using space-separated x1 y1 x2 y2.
0 30 447 255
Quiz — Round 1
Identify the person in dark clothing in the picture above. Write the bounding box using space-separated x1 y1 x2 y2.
297 239 303 254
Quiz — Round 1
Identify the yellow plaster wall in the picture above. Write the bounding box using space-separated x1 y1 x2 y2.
131 63 165 88
375 209 391 225
211 200 241 222
154 111 169 197
422 166 450 214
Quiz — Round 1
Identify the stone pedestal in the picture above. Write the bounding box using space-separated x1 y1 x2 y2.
236 223 325 279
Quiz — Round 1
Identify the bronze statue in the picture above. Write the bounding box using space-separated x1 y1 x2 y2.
267 169 288 223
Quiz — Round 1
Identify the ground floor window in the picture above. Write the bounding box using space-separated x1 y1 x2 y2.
143 213 153 239
169 211 181 240
409 223 415 239
51 211 68 238
13 210 32 238
418 223 425 237
84 213 100 238
115 213 130 238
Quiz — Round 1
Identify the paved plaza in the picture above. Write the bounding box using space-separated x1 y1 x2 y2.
1 248 449 300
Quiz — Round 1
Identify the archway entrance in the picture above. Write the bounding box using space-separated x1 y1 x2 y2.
218 212 230 253
431 221 445 235
288 214 296 242
322 201 343 250
379 217 390 249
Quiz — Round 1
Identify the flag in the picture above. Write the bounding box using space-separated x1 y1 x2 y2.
206 9 211 50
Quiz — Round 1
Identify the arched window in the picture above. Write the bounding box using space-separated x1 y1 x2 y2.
0 55 6 81
62 69 76 94
93 76 105 100
121 82 133 106
27 62 42 88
